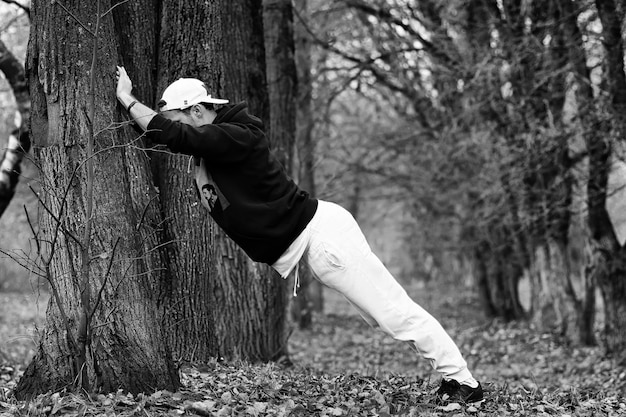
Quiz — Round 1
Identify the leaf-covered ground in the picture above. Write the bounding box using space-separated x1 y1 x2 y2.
1 281 625 416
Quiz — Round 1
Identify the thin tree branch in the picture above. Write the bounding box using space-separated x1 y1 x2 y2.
136 195 159 231
101 0 131 18
0 248 44 277
89 237 120 320
52 0 95 37
23 204 40 255
28 184 83 248
45 264 80 357
74 0 103 393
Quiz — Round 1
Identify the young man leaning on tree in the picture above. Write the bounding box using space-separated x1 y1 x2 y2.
114 66 484 404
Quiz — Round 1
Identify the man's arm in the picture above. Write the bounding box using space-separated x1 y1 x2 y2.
115 66 156 131
147 115 260 162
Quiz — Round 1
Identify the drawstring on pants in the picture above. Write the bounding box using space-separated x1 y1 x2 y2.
292 263 300 297
187 156 194 174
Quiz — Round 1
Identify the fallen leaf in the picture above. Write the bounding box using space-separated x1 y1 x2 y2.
216 405 232 416
186 400 216 416
220 391 232 403
438 402 462 412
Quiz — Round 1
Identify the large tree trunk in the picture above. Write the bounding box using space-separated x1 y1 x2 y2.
290 0 324 328
14 0 178 398
155 0 289 362
264 0 296 170
552 0 597 346
263 0 313 333
461 0 528 321
474 225 526 320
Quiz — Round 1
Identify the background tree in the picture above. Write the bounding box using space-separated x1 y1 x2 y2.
286 0 323 329
0 0 39 290
590 0 626 360
298 0 625 352
263 0 321 331
0 37 29 217
0 0 30 218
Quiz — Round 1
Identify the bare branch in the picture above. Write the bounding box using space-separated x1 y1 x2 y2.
89 237 121 320
74 0 103 392
52 0 95 37
0 248 45 277
24 204 40 254
136 194 159 231
47 272 80 362
28 184 83 248
101 0 131 18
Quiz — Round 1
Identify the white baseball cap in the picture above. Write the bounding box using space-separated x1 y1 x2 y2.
157 78 229 111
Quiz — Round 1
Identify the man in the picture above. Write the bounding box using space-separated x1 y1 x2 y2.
115 66 483 403
200 184 219 211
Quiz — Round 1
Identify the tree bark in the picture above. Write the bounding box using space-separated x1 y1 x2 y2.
263 0 317 331
263 0 296 170
15 0 178 398
290 0 324 327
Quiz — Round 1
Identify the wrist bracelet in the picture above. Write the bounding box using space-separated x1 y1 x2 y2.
127 100 138 113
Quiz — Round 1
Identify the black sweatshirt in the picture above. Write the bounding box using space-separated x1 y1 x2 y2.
146 102 318 264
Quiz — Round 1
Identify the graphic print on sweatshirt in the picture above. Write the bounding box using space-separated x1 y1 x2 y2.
194 158 230 212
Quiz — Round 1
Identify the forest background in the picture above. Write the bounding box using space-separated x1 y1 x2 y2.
1 0 626 416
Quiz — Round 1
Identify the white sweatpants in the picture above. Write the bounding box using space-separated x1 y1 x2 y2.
298 200 473 383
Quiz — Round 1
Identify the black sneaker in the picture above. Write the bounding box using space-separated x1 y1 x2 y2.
436 379 483 403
